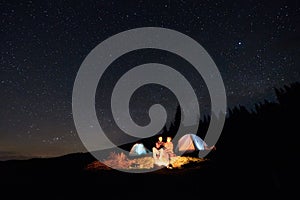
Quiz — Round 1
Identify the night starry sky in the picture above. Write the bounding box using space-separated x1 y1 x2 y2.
0 0 299 160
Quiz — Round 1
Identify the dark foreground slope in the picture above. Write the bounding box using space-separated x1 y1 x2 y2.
0 150 296 198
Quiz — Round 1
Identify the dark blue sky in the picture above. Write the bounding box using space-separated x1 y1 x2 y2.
0 0 299 160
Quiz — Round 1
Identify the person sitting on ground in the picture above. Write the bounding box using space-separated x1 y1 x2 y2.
152 136 165 160
164 136 175 157
163 136 176 169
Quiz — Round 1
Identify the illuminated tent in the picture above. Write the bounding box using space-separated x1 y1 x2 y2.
176 133 208 153
129 143 149 156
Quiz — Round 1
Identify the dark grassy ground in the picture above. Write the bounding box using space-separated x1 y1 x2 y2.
0 150 297 198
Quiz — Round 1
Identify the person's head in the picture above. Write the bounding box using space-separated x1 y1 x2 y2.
167 137 172 142
158 136 163 142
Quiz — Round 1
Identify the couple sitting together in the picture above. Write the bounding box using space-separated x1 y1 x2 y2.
152 136 176 167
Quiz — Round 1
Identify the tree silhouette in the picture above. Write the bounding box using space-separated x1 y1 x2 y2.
168 104 181 139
